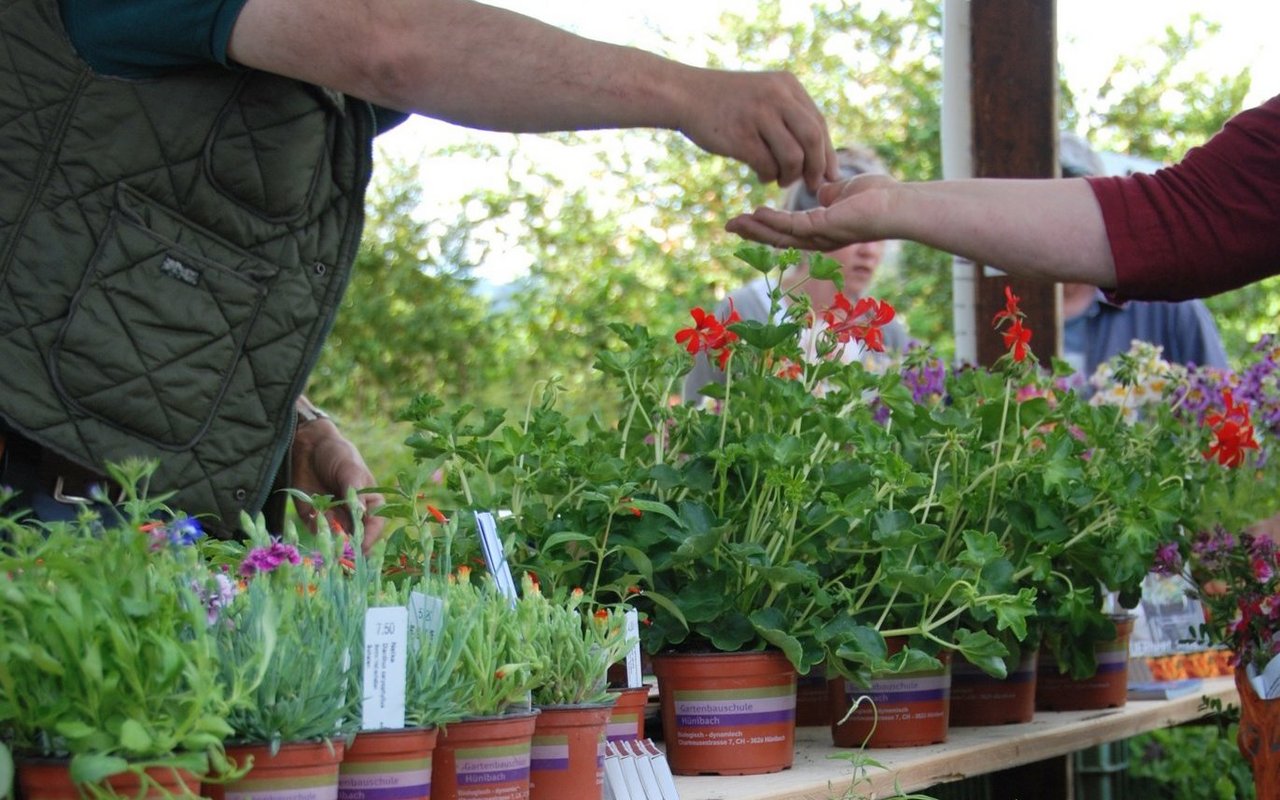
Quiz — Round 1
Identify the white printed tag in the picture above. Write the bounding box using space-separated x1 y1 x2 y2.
474 511 519 604
624 608 643 689
408 591 445 650
361 606 408 730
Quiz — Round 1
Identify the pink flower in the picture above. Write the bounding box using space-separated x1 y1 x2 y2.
240 541 303 577
1253 557 1274 583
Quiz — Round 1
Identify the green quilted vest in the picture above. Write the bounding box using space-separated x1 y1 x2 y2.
0 0 375 532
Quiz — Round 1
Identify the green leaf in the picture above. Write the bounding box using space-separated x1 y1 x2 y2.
952 629 1009 679
750 608 803 669
54 721 99 741
69 754 129 784
118 719 152 753
735 244 777 274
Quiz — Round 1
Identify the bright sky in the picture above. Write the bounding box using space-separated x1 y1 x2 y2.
376 0 1280 283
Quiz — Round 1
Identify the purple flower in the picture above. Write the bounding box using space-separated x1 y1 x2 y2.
903 356 947 405
240 540 303 577
195 573 238 625
1152 542 1183 576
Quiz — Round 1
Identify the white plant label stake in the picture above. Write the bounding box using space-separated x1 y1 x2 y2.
361 605 409 730
625 608 643 688
474 511 520 605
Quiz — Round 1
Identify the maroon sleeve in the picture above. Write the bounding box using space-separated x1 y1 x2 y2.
1087 94 1280 301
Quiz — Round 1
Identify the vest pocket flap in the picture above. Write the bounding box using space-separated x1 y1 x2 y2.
50 205 268 450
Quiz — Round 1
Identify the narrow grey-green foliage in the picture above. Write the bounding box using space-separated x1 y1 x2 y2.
0 462 254 790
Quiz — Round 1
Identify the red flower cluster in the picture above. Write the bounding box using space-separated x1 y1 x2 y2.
823 295 896 352
674 299 741 369
1203 388 1260 467
992 285 1032 363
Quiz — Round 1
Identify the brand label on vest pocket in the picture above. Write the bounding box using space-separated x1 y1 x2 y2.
160 255 200 286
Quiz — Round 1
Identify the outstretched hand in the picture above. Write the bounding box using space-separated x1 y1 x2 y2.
725 173 900 249
290 417 386 552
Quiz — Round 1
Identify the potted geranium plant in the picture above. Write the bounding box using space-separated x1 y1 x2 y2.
402 246 1035 770
0 460 256 799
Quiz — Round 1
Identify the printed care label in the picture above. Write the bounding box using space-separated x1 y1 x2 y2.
361 606 408 730
474 511 519 604
623 608 643 688
671 685 795 748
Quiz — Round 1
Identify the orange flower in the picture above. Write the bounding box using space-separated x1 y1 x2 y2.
427 504 448 524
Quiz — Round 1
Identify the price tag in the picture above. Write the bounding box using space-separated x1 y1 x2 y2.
408 591 445 651
361 606 408 730
474 511 519 605
624 608 643 689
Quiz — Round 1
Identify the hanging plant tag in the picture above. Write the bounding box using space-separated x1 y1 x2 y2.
361 605 408 730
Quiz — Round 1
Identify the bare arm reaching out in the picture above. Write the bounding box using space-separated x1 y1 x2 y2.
726 174 1118 287
228 0 837 189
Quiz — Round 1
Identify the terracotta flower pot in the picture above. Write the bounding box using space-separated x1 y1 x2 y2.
1235 666 1280 800
949 650 1038 726
830 638 951 748
1035 616 1135 712
205 740 345 800
529 703 612 800
18 758 200 800
652 650 796 775
338 727 437 800
433 710 538 800
794 665 833 727
605 686 651 743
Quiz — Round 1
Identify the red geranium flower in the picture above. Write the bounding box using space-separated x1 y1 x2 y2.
1002 318 1032 362
992 285 1022 326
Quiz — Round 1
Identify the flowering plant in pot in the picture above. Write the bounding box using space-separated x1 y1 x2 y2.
1148 335 1280 671
203 509 367 749
519 575 634 708
0 460 257 797
403 247 1029 680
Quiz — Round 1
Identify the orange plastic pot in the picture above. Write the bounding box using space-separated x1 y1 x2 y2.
652 650 796 776
529 703 612 800
830 638 951 748
204 740 344 800
604 686 651 743
433 710 538 800
949 650 1038 726
18 758 200 800
338 727 437 800
1035 616 1135 712
794 665 832 727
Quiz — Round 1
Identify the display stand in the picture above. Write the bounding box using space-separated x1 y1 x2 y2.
671 675 1237 800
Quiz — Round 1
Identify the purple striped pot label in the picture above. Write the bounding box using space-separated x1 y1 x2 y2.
1094 645 1130 674
841 672 951 704
1041 642 1130 676
672 684 796 728
222 774 339 800
529 735 569 773
337 757 431 800
606 713 641 742
952 658 1036 684
454 743 531 787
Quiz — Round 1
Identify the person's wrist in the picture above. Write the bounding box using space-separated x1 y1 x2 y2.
295 397 334 429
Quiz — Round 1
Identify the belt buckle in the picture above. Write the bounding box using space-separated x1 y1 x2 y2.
52 475 125 505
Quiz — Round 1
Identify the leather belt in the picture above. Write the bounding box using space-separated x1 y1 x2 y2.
0 429 122 506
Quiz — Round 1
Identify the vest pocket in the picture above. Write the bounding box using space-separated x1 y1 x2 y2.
49 189 269 450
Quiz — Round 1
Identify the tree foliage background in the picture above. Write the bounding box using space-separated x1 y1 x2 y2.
307 0 1265 480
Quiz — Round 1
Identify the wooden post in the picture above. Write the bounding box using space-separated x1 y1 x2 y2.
968 0 1059 367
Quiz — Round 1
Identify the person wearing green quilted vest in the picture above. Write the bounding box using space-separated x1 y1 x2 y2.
0 0 840 548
